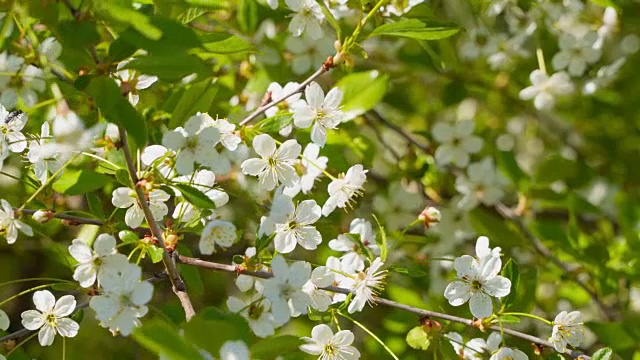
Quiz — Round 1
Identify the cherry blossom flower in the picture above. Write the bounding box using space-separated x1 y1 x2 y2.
28 122 62 185
284 34 334 75
343 257 386 314
227 295 277 338
111 187 170 228
141 145 175 178
0 309 9 331
0 52 24 90
329 218 379 273
300 324 361 360
263 255 311 325
552 32 601 77
0 65 45 109
459 29 506 60
265 81 302 136
0 138 8 172
550 311 585 353
303 266 335 312
21 290 79 346
455 157 507 210
447 331 502 359
293 82 345 147
272 197 322 253
199 220 237 255
444 238 511 319
0 105 28 153
285 0 324 40
114 59 158 106
519 69 574 110
322 164 368 216
0 199 33 244
68 233 129 288
162 114 222 175
490 347 528 360
241 134 301 190
283 143 328 197
432 119 483 167
90 261 153 336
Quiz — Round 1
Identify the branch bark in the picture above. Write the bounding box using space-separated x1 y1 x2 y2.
118 127 195 321
177 255 589 359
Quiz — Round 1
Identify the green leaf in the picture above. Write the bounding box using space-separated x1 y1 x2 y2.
255 233 276 254
237 0 258 33
52 169 111 195
109 36 138 62
468 207 522 248
368 19 460 41
201 33 255 54
592 347 613 360
336 71 388 119
184 0 229 8
116 168 133 187
251 335 304 358
498 315 521 324
534 153 578 184
132 319 203 360
119 230 139 243
170 79 219 128
173 183 217 210
182 307 251 356
406 326 431 350
497 150 529 188
57 20 101 48
124 54 212 82
259 114 294 133
119 16 202 55
146 245 165 263
372 214 388 262
80 76 148 147
501 258 520 310
388 264 428 278
86 193 106 219
93 3 162 40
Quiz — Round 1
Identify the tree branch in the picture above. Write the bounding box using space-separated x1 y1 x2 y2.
118 127 195 321
177 255 589 359
238 64 330 126
495 203 616 321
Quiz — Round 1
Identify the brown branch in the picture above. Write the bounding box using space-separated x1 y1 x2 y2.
365 110 431 154
238 64 330 126
19 209 104 226
118 127 195 321
495 203 616 321
177 255 589 359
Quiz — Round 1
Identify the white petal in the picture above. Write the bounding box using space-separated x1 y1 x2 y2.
38 325 56 346
56 318 79 338
21 310 44 330
53 295 76 317
33 290 55 313
253 134 276 157
469 292 493 318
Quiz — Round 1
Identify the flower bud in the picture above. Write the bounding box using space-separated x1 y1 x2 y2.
32 210 53 224
418 206 441 229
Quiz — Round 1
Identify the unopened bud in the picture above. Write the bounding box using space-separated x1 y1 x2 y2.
421 319 442 334
32 210 53 223
165 233 179 251
418 206 441 229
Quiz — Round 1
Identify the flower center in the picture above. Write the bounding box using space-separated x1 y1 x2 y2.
45 313 57 326
471 279 483 291
248 302 264 320
268 157 278 167
324 343 336 355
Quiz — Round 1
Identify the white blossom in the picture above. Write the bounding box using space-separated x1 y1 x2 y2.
0 65 45 109
0 309 9 331
293 82 345 147
447 331 502 359
459 29 505 60
552 32 601 77
111 187 170 228
329 218 379 273
199 220 237 255
342 257 386 314
114 59 158 106
272 197 322 253
285 0 324 40
241 134 301 190
21 290 79 346
265 81 302 137
172 170 229 222
0 199 33 244
284 34 334 75
162 114 222 175
455 158 507 210
90 261 153 336
519 70 574 110
283 143 328 197
303 266 335 312
444 237 511 319
220 340 250 360
550 311 586 353
322 164 368 216
0 105 28 153
432 120 483 167
68 234 129 288
490 347 528 360
141 145 175 178
227 295 277 338
300 324 360 360
28 122 62 185
263 255 311 325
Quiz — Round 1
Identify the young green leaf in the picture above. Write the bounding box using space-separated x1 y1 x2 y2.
173 183 217 210
372 215 388 262
501 258 520 310
369 19 460 41
406 326 431 350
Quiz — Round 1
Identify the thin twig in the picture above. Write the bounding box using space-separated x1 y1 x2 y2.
366 110 430 153
238 64 329 126
118 127 195 321
495 202 616 321
177 255 589 359
18 209 104 226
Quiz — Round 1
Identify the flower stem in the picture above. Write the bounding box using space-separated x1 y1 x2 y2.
0 278 74 288
0 283 59 308
500 312 553 325
18 155 76 212
339 311 399 360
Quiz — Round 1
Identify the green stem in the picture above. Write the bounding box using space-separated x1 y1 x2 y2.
500 312 553 325
0 283 59 308
0 278 74 288
344 0 389 52
339 311 399 360
18 155 76 211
